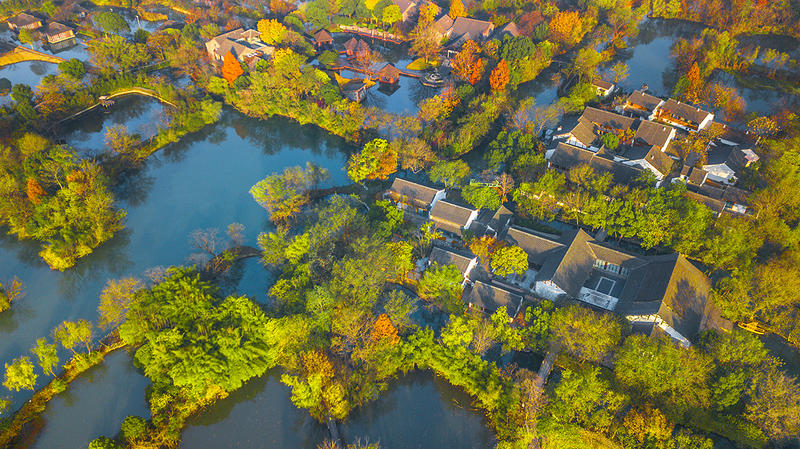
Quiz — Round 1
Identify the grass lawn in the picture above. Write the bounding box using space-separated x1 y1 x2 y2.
0 47 63 67
407 58 440 71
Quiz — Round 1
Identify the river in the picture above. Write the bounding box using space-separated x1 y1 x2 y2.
0 101 497 449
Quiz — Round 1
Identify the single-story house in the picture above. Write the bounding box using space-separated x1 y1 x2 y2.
504 226 729 345
492 21 520 40
703 145 759 186
8 12 42 31
384 178 446 217
592 79 615 97
429 245 478 285
463 280 522 318
621 90 664 119
44 22 75 44
556 107 637 151
547 142 644 186
205 28 274 62
618 144 674 183
486 205 513 237
446 17 495 46
391 0 419 22
655 99 714 132
430 200 479 237
433 14 454 37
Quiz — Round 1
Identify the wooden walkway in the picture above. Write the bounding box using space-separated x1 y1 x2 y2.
535 343 561 389
329 63 421 79
51 87 177 124
339 25 407 44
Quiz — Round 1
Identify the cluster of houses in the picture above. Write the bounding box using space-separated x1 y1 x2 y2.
547 89 759 216
6 12 77 49
384 177 732 348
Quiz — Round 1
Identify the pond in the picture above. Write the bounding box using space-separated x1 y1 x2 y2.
180 370 495 449
1 104 496 449
59 95 166 155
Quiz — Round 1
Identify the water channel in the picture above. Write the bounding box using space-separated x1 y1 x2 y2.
0 99 498 448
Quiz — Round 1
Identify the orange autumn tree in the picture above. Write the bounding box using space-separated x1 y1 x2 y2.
371 314 400 345
469 58 484 85
449 0 465 19
221 51 244 86
490 59 510 90
683 61 703 103
451 40 480 81
26 178 45 204
347 138 398 183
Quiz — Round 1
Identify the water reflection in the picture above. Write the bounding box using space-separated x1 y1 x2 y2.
29 351 150 449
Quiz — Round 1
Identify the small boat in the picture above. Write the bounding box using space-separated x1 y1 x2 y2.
420 70 444 87
641 82 649 92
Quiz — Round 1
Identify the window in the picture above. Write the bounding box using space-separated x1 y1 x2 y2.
593 259 629 277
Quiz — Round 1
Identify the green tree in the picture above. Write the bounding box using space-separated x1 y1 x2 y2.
347 139 397 183
745 366 800 441
17 28 34 46
132 28 149 43
53 319 93 353
461 184 501 209
121 415 148 443
550 306 622 363
429 160 470 189
490 245 528 277
418 263 464 314
97 277 145 330
615 334 712 413
250 163 330 225
58 58 86 79
384 290 417 334
382 4 402 27
3 356 37 391
94 11 130 34
544 366 625 432
88 437 121 449
31 338 59 377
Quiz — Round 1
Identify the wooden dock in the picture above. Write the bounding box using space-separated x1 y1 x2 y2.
0 46 64 68
329 63 421 79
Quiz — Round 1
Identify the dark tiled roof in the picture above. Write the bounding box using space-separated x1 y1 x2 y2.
392 0 417 13
550 143 643 186
634 120 673 148
581 107 636 131
505 226 565 267
434 14 454 33
431 200 476 235
464 281 521 316
8 12 40 28
660 99 712 126
722 186 750 205
617 253 712 340
568 119 597 147
625 90 663 112
493 21 519 39
450 17 494 40
725 147 759 172
541 229 595 297
45 21 72 37
687 167 709 185
488 205 514 234
386 178 442 207
644 146 674 176
430 245 476 276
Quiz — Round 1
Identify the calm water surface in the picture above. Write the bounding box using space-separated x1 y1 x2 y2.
1 103 495 448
